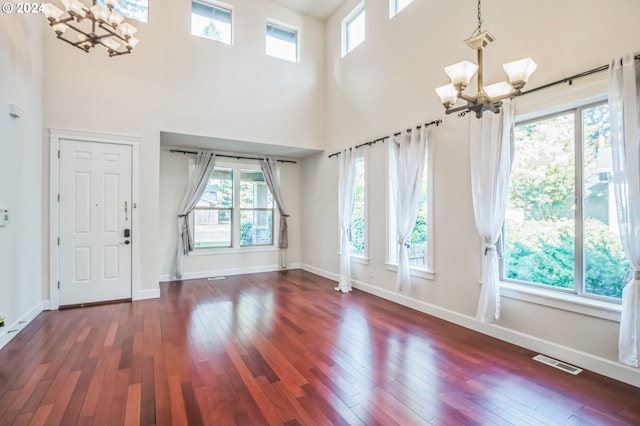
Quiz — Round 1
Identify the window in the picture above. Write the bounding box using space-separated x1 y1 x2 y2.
193 168 233 248
192 164 275 250
388 145 432 271
240 171 274 246
389 0 414 18
350 156 367 257
191 0 232 44
98 0 148 23
341 2 365 57
266 22 298 63
503 101 627 300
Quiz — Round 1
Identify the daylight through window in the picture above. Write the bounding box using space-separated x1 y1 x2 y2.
389 0 414 18
342 2 365 57
192 165 275 250
98 0 148 23
350 156 367 257
266 22 298 62
388 145 431 270
191 0 232 44
503 101 627 300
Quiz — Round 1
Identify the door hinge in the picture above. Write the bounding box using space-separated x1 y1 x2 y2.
57 193 60 202
57 237 60 246
57 281 60 289
58 150 60 159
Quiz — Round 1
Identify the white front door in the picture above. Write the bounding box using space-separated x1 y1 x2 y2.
59 139 132 306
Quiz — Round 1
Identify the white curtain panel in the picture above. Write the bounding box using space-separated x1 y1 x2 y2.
337 148 357 293
470 99 515 323
175 152 216 279
260 157 290 268
389 127 428 291
609 54 640 367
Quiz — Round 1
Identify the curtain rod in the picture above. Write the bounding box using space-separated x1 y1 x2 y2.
328 119 442 159
520 54 640 98
169 149 297 164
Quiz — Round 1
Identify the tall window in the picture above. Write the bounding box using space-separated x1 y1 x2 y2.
389 0 414 18
240 171 274 246
193 168 233 248
192 165 275 249
388 147 432 270
503 101 627 300
341 2 365 57
266 22 298 63
98 0 148 23
350 156 367 257
191 0 232 44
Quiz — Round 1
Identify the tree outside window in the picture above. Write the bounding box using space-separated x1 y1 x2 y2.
503 102 627 299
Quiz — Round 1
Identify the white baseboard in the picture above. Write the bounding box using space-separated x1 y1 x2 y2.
300 264 640 388
136 288 161 300
159 263 302 282
0 300 47 351
301 264 339 282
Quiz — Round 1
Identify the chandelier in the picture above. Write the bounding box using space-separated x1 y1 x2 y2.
43 0 139 57
435 0 537 118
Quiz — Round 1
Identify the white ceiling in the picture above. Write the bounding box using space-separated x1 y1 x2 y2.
160 131 323 159
268 0 345 20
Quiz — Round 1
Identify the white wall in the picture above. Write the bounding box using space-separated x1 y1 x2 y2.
301 0 640 386
158 147 302 279
0 12 44 346
43 0 326 294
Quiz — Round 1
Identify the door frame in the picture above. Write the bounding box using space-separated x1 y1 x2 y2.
49 129 141 310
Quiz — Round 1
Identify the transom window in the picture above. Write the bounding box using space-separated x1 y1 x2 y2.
191 0 232 45
98 0 148 23
502 101 627 300
192 165 274 249
341 2 365 57
389 0 414 18
266 22 298 63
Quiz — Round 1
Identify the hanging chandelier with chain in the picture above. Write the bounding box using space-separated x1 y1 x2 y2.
435 0 537 118
43 0 139 57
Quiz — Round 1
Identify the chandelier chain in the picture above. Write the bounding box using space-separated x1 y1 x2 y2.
475 0 483 35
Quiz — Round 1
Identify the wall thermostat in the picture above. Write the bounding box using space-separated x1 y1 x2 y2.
0 209 8 226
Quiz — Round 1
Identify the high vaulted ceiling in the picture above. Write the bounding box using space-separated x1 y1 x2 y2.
269 0 345 20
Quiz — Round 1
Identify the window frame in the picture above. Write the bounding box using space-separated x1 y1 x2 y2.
341 1 366 57
349 155 368 261
389 0 414 18
239 169 275 247
500 98 625 305
98 0 148 23
191 167 234 249
265 20 299 63
386 137 434 280
190 161 278 253
191 0 234 45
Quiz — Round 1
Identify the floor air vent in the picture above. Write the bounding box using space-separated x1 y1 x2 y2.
533 354 583 375
207 276 226 281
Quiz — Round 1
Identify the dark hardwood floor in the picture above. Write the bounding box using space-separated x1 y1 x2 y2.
0 270 639 425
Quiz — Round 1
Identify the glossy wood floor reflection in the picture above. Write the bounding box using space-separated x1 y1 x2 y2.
1 271 639 425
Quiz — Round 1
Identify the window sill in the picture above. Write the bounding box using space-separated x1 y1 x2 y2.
350 255 369 265
499 281 621 322
189 246 279 256
385 263 435 281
